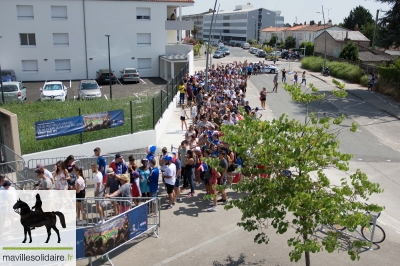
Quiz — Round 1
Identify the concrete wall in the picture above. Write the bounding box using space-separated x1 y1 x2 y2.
0 108 22 158
165 44 193 55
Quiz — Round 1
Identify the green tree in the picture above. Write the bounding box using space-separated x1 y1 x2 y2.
343 5 374 30
285 23 292 27
360 22 378 47
191 24 199 39
217 83 384 266
269 36 278 46
339 41 359 61
247 39 257 45
299 41 314 56
284 36 296 49
377 0 400 48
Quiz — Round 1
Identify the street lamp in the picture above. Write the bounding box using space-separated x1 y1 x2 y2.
205 0 218 92
105 35 112 99
252 16 257 42
317 6 327 71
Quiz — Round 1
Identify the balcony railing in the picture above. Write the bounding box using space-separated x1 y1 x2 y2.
165 20 194 31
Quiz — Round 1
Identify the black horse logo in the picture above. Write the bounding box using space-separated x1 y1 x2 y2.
13 194 66 243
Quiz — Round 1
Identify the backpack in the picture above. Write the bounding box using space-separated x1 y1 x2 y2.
204 165 212 180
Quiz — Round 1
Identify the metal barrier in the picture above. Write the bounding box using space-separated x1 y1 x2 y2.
76 197 160 266
0 144 26 183
11 179 37 190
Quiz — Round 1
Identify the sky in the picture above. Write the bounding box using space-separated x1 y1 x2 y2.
182 0 392 26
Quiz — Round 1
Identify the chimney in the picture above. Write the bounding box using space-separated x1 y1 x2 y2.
293 22 296 27
327 19 332 25
304 21 307 25
209 8 213 12
354 24 359 31
345 31 348 40
310 20 315 25
318 21 321 26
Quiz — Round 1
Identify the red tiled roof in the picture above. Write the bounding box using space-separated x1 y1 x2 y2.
260 26 289 32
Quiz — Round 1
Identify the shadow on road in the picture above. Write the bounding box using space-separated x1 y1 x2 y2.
212 253 269 266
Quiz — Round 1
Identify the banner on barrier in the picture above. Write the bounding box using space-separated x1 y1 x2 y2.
35 110 124 140
76 203 148 259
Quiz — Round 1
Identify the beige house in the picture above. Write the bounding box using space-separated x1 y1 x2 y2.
314 30 370 58
260 21 347 48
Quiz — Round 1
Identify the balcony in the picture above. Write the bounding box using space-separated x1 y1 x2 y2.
165 20 194 31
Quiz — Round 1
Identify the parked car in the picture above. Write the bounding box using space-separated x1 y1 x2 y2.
78 80 102 100
281 51 290 59
120 68 140 83
256 50 266 57
96 69 116 85
40 81 68 101
1 70 16 82
250 47 258 54
243 43 250 49
218 47 230 55
213 50 224 58
0 81 27 103
235 43 242 47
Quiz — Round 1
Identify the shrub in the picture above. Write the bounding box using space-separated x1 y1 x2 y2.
360 75 369 87
339 41 359 61
198 39 204 45
376 79 400 100
193 44 201 56
301 56 325 72
379 67 400 82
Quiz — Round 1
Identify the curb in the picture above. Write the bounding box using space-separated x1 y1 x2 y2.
310 73 400 120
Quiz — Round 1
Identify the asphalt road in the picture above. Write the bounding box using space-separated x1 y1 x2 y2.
21 77 167 102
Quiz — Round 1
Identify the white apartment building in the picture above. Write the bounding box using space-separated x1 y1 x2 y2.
0 0 194 81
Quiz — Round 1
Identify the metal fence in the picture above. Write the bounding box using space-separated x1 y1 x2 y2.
152 62 188 127
0 144 26 183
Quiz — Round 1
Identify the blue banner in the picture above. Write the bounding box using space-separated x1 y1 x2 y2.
35 110 124 140
76 203 148 259
35 116 84 140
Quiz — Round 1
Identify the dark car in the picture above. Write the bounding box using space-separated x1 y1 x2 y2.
281 51 289 59
96 69 116 85
257 50 266 57
1 70 17 82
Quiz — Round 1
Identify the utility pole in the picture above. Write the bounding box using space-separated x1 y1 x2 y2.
372 9 379 50
205 0 218 92
105 35 112 99
210 3 220 68
317 6 327 71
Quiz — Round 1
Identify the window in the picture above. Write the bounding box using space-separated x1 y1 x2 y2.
17 5 34 20
137 33 151 46
22 60 38 72
55 59 71 72
51 6 67 20
53 33 69 46
20 33 36 46
137 7 150 20
137 58 151 70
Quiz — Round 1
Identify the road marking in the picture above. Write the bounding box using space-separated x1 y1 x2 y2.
153 227 241 266
140 78 147 84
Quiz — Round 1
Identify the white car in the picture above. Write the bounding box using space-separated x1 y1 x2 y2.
253 63 279 74
249 47 257 54
40 81 68 101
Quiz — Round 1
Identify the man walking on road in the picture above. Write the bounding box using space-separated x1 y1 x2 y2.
281 69 286 83
273 73 279 92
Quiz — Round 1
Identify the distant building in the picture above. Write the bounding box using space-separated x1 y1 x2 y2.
181 9 214 40
260 21 347 48
314 30 370 58
202 3 284 44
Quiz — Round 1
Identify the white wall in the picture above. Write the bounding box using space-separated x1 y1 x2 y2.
0 0 86 81
0 0 193 81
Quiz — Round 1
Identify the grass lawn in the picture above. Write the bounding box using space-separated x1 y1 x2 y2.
2 97 153 154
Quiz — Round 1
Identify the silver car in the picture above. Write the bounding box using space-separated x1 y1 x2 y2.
78 80 102 100
0 81 27 103
120 68 140 83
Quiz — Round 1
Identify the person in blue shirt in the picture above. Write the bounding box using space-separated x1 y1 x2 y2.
148 159 159 217
94 147 107 183
109 154 128 177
